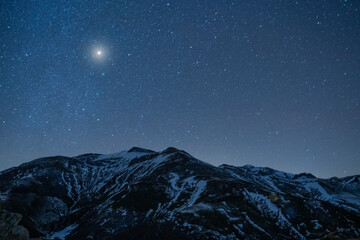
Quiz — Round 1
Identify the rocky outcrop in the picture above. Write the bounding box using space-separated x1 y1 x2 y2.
0 208 29 240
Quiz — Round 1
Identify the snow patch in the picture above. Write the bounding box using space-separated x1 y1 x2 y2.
187 180 207 206
49 224 78 240
180 203 213 213
95 151 151 161
242 213 271 237
233 224 245 236
299 180 332 200
169 173 180 191
243 190 306 239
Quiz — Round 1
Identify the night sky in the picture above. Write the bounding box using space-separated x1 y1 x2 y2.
1 0 359 178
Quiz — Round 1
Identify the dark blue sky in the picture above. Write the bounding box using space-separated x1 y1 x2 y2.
1 0 359 178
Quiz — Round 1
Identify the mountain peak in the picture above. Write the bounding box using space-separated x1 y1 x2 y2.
162 146 181 154
128 147 156 153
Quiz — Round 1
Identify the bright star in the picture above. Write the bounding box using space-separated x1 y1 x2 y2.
92 47 106 60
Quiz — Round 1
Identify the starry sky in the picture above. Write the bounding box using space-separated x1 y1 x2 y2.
1 0 359 178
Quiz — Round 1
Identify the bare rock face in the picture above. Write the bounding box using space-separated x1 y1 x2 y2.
0 209 29 240
8 225 29 240
0 209 22 236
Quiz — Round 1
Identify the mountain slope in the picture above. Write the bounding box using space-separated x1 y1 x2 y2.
0 147 359 239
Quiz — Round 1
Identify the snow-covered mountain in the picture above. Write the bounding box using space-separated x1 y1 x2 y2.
0 147 359 239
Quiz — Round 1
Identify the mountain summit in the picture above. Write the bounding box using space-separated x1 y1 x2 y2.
0 147 359 239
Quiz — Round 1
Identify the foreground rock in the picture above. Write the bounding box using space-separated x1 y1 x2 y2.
0 208 29 240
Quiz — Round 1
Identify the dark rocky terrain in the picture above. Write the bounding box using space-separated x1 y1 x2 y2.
0 147 359 239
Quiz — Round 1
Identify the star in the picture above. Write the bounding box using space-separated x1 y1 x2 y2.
92 47 105 60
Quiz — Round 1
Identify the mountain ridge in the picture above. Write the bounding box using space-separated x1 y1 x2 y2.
0 147 359 239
